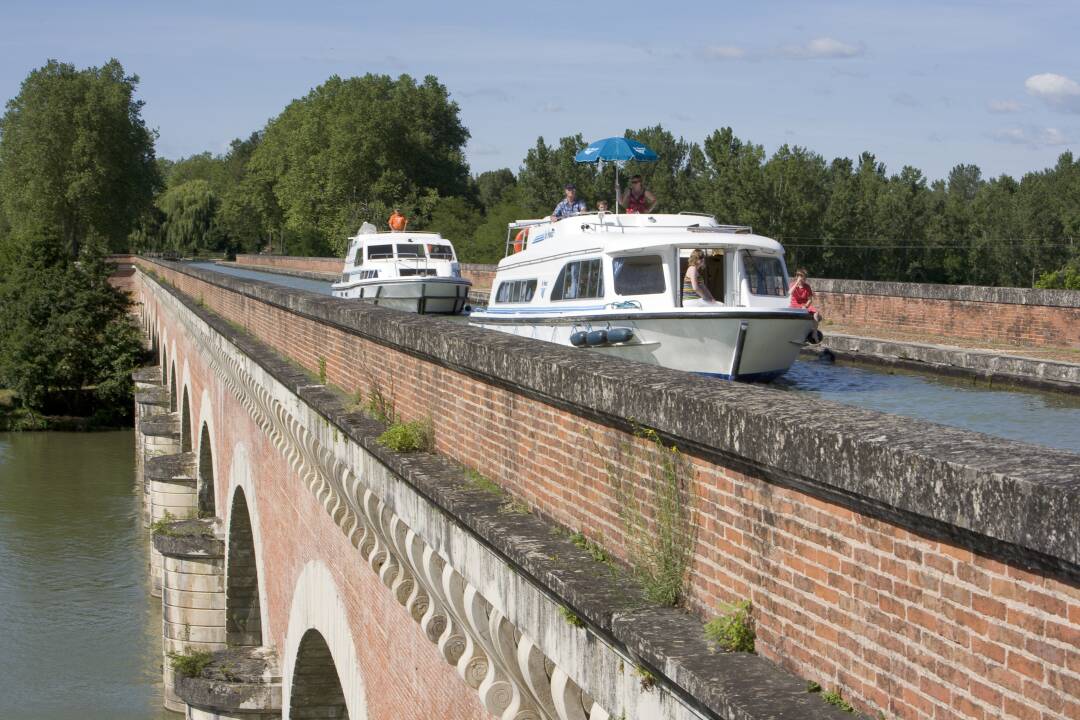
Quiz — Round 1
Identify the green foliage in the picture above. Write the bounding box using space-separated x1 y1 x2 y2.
168 648 214 678
377 418 434 453
365 384 396 425
634 665 656 691
704 600 755 652
156 179 220 254
427 195 482 249
1035 262 1080 289
0 59 159 256
474 168 517 211
465 468 503 495
558 606 584 628
150 511 178 536
570 531 613 566
807 681 822 693
821 689 855 713
317 357 327 384
601 425 697 606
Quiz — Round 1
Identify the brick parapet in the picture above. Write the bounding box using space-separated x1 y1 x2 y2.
135 257 1080 720
235 253 342 275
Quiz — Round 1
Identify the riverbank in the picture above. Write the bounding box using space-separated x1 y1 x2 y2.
0 388 136 431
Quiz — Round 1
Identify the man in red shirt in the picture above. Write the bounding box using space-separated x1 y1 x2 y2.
790 268 820 321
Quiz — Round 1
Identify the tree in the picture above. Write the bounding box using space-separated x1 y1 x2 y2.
475 168 517 211
0 59 159 256
246 73 470 255
426 195 482 251
157 180 220 254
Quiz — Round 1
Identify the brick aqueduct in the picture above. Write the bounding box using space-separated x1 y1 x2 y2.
126 256 1080 720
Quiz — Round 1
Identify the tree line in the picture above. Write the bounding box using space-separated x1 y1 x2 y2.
1 58 1079 417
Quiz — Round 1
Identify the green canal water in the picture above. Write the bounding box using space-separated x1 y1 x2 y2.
0 431 174 720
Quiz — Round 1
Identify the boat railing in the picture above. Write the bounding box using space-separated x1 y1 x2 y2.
687 224 753 234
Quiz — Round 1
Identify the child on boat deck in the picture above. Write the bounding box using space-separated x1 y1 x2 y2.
789 268 822 324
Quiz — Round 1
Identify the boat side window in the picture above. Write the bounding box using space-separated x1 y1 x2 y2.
494 279 538 303
613 255 666 295
551 258 604 301
742 251 787 296
367 244 393 260
353 248 363 266
427 244 454 260
396 243 423 258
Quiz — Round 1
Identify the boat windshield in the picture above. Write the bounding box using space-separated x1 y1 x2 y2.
742 251 788 296
396 243 423 258
367 244 394 260
427 244 454 260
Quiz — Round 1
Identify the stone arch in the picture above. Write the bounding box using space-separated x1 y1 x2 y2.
226 446 271 647
161 344 169 385
197 422 216 517
226 486 263 647
289 630 350 720
169 361 178 412
282 561 367 720
180 386 192 453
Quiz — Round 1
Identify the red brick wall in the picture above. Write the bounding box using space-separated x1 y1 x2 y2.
460 264 495 293
136 260 1080 720
235 254 343 275
816 292 1080 348
140 278 490 720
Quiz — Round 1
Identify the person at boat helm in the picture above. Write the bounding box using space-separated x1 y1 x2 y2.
683 249 717 304
620 175 657 214
551 184 587 220
388 208 408 232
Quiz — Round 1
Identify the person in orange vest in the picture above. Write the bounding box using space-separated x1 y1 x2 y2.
388 209 408 232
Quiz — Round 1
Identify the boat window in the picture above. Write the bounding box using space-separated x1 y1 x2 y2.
494 279 537 303
367 244 393 260
400 268 437 277
613 255 665 295
427 244 454 260
742 251 787 296
353 249 362 266
396 243 423 258
551 259 604 301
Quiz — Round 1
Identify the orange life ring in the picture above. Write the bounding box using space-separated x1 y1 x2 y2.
513 228 528 253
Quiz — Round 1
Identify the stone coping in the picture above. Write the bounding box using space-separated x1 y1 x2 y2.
810 334 1080 392
133 366 162 384
135 386 171 407
813 277 1080 308
153 519 224 558
174 646 281 712
215 260 339 283
141 413 181 439
145 451 196 483
140 259 1080 577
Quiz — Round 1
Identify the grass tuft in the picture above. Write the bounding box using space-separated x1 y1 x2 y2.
168 648 213 678
377 418 433 453
821 689 854 713
704 600 755 653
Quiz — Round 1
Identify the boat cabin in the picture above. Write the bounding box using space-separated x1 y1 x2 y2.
339 230 460 284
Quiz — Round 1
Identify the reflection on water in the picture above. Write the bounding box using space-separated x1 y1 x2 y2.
0 431 175 720
776 358 1080 453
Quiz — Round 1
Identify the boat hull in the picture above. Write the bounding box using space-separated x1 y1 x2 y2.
331 278 471 314
469 311 813 380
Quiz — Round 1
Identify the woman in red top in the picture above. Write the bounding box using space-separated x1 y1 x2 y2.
789 268 822 322
619 175 657 214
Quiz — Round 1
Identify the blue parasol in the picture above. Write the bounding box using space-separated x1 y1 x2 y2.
575 137 659 214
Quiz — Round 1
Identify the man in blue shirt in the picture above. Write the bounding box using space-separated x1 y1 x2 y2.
551 184 586 220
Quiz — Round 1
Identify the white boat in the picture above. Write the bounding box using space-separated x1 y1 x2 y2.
468 212 816 381
331 223 471 314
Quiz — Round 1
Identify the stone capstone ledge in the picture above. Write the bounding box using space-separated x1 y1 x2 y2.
145 451 197 484
809 333 1080 392
173 646 281 714
142 413 181 440
214 260 339 283
144 274 852 720
814 277 1080 308
141 259 1080 578
153 519 223 558
133 366 162 385
135 386 171 409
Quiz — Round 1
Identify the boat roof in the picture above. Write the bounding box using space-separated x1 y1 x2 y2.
347 230 449 245
498 212 785 268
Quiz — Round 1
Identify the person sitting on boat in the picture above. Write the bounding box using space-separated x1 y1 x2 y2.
388 209 408 232
682 249 717 305
551 184 586 220
789 268 822 323
620 175 657 214
596 200 609 212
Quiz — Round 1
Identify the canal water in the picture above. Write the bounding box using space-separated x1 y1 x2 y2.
0 431 174 720
190 262 1080 454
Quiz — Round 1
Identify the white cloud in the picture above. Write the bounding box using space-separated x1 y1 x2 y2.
891 92 920 108
703 45 745 60
988 99 1022 114
782 37 864 59
1025 73 1080 112
993 126 1071 147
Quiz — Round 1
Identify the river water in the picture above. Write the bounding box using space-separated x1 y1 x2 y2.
0 431 174 720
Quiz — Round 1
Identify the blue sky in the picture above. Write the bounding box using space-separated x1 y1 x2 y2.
2 0 1077 183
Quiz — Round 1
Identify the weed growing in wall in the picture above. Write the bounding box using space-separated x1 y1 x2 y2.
598 424 697 606
365 381 397 425
558 605 584 628
570 531 614 568
168 648 214 678
465 468 503 495
821 689 854 713
377 418 434 453
704 600 755 652
317 357 327 384
150 510 178 536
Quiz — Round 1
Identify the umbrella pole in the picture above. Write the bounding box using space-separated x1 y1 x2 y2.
614 164 620 215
